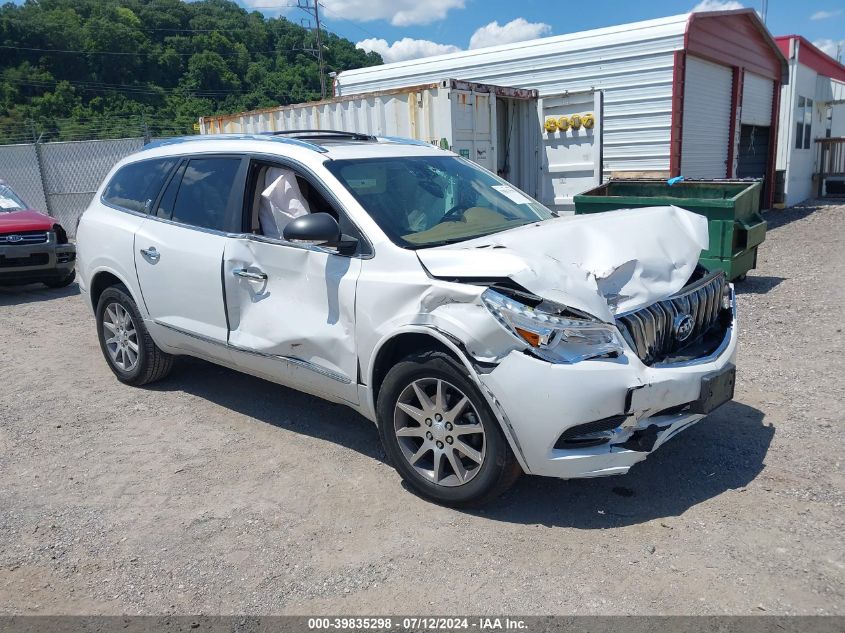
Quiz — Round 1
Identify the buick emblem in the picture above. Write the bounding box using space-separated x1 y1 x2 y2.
673 314 694 342
6 234 22 242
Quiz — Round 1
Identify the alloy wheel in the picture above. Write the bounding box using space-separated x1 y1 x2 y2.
393 377 486 487
102 302 139 372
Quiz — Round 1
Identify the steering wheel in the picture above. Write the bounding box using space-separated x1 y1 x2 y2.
441 204 469 222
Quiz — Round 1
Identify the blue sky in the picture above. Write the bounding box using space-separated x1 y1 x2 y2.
238 0 845 63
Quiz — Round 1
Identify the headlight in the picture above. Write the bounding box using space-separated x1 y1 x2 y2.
481 288 624 363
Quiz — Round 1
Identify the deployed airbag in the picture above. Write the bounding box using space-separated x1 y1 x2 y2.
258 167 310 239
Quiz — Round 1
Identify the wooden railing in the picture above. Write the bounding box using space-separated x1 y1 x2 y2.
816 137 845 178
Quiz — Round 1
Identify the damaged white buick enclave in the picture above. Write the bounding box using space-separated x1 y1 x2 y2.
77 131 737 506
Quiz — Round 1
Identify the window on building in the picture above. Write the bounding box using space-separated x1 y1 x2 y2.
795 97 805 149
825 105 833 138
804 98 813 149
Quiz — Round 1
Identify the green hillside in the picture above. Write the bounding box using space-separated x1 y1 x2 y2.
0 0 382 143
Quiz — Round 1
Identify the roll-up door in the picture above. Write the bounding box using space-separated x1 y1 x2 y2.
681 56 733 178
741 72 774 126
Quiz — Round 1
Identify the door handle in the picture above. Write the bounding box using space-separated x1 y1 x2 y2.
233 268 268 282
140 246 160 262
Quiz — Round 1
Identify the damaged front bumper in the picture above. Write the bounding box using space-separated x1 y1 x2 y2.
477 295 738 479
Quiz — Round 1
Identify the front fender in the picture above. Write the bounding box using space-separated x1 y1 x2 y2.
364 324 531 474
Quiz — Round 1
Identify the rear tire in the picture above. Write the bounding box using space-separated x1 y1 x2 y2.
377 350 521 507
96 284 173 386
43 270 75 288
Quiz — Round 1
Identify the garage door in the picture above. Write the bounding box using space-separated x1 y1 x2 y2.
681 56 733 178
741 71 774 126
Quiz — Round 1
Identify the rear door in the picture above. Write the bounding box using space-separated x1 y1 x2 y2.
537 89 602 212
134 155 247 357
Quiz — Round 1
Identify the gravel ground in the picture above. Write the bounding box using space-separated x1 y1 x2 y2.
0 201 843 615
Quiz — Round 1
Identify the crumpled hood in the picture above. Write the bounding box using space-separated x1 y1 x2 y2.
416 205 709 322
0 209 55 233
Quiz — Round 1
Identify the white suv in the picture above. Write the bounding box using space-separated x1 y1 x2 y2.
77 131 737 506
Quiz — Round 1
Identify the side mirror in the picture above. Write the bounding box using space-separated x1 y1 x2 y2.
283 212 358 255
283 212 341 245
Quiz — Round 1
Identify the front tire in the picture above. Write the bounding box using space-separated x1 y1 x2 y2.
96 284 173 386
377 350 521 507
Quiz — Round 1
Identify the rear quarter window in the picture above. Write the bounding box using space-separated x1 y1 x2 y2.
102 158 178 213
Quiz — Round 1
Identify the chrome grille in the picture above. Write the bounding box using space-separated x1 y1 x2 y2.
0 231 49 245
616 271 728 365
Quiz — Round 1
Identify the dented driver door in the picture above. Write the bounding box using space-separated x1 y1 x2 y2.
222 236 362 405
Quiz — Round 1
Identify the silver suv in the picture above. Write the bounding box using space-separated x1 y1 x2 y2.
77 131 737 506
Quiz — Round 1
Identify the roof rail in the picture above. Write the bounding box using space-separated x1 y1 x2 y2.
263 129 377 142
144 133 328 153
377 136 440 148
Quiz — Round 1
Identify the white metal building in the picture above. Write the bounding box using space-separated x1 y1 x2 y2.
774 35 845 205
335 9 787 208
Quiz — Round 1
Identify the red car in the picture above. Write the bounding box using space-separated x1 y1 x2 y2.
0 180 76 288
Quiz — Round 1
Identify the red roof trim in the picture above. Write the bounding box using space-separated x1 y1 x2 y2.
775 35 845 82
686 9 788 82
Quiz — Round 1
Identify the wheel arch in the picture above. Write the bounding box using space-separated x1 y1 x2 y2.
366 326 530 473
88 267 137 313
368 328 472 408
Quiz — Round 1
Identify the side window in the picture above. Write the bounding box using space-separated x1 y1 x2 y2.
247 160 368 254
170 157 243 232
103 158 178 213
155 162 186 220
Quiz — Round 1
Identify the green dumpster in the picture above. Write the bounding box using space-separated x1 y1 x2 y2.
573 179 766 281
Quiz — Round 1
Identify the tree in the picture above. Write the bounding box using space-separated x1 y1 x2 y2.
0 0 382 142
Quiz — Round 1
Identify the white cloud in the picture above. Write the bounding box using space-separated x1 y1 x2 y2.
355 15 553 63
468 18 552 50
691 0 745 11
356 37 461 63
240 0 287 13
812 38 845 60
811 10 844 20
321 0 465 27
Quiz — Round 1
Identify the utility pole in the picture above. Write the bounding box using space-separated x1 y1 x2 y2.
298 0 327 99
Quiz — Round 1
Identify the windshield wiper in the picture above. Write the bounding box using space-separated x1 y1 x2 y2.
408 221 545 249
409 235 484 249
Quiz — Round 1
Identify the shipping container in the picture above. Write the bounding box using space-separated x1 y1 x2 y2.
199 79 604 211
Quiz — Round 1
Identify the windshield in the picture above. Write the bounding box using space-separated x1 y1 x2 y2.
0 184 27 212
325 156 554 248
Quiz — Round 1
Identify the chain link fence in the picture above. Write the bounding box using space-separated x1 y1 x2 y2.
0 136 147 238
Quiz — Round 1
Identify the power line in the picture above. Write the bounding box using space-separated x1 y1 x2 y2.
293 0 328 99
317 2 382 41
0 44 313 57
5 76 320 100
7 78 246 97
